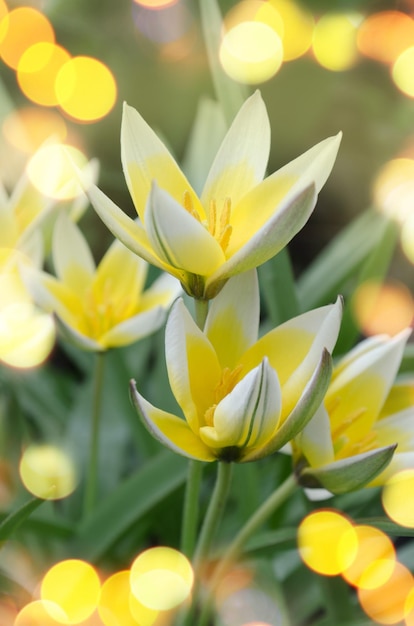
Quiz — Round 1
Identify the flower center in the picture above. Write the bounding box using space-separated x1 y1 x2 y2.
204 364 243 427
182 191 233 253
83 280 135 339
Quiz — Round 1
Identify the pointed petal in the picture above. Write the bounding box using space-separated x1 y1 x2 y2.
327 328 411 440
129 381 215 461
201 91 270 210
296 405 335 468
121 102 202 221
199 359 281 453
245 348 333 461
100 307 166 348
53 214 95 291
165 299 221 433
146 184 225 276
204 270 259 369
273 132 342 195
205 184 317 293
300 445 397 494
87 183 178 276
241 297 342 420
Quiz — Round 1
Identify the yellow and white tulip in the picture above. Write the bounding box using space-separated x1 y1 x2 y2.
131 270 342 462
87 91 341 299
23 213 181 352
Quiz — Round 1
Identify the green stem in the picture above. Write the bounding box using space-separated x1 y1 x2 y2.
194 298 209 330
83 350 106 518
193 461 233 572
180 460 203 557
198 473 297 626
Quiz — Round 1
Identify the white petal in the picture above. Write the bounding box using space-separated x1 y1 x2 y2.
272 132 342 194
52 213 95 290
204 270 259 369
201 90 270 210
200 359 281 450
329 328 411 399
147 184 225 276
297 405 335 468
100 307 166 348
121 102 199 221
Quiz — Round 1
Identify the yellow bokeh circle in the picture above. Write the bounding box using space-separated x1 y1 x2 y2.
382 469 414 528
342 525 396 589
2 107 67 154
55 56 117 122
98 570 154 626
27 143 90 201
312 12 361 71
358 560 414 624
220 21 283 84
373 157 414 223
19 444 76 500
130 547 193 611
41 559 101 624
351 280 414 337
393 47 414 98
17 42 71 107
15 600 68 626
0 7 54 70
298 510 358 576
268 0 314 61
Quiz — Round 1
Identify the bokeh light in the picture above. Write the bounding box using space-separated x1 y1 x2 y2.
401 211 414 263
297 510 358 576
55 56 117 122
312 12 361 71
130 547 193 611
41 559 101 624
224 1 284 38
19 444 77 500
17 43 71 107
342 525 396 589
220 21 283 84
27 144 92 200
382 469 414 528
15 600 68 626
351 280 414 336
0 7 55 70
0 266 55 369
358 560 414 624
392 47 414 98
133 0 178 7
98 571 152 626
2 107 67 154
373 157 414 224
357 11 414 65
269 0 314 61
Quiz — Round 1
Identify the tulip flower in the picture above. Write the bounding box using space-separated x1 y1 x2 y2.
86 91 341 299
130 270 342 462
22 213 181 352
295 329 412 494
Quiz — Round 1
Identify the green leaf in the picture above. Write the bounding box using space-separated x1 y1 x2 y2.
0 497 45 542
199 0 248 124
258 248 300 327
72 451 187 561
356 517 414 537
300 445 396 494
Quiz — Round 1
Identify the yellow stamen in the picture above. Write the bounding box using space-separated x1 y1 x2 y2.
203 364 243 427
331 407 367 439
182 190 200 221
